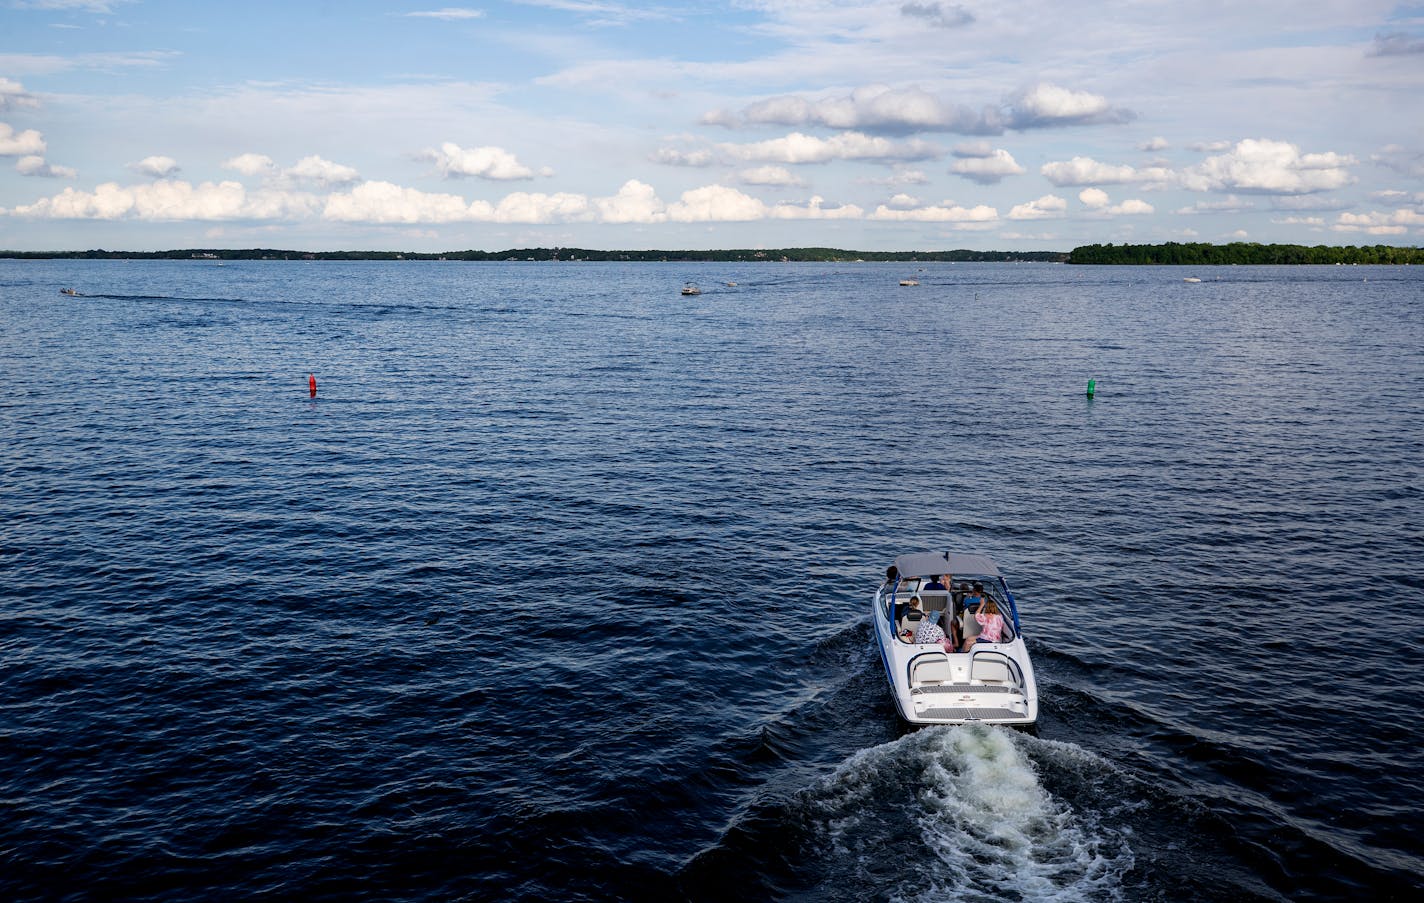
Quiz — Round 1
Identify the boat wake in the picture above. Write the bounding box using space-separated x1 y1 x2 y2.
798 726 1134 901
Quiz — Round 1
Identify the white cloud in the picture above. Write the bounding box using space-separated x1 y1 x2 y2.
1272 216 1325 226
1110 199 1154 215
221 153 277 177
861 167 929 187
1190 141 1232 153
10 179 318 221
885 193 919 208
1042 156 1140 186
324 181 480 223
1175 195 1252 214
592 179 665 223
1333 209 1424 234
0 122 46 157
404 7 485 20
421 142 535 180
717 130 941 164
869 201 998 223
1007 83 1133 128
489 190 592 223
1372 144 1424 179
667 184 767 222
1185 139 1355 195
1048 143 1344 193
949 148 1024 184
18 1 119 12
1078 188 1109 208
321 179 848 226
899 2 974 29
1269 194 1352 212
769 195 863 220
650 146 714 167
285 155 360 186
951 141 994 158
1139 136 1169 152
131 155 179 178
1077 188 1153 215
0 78 40 112
734 85 996 135
738 165 806 187
1007 194 1066 220
507 0 663 27
1369 31 1424 56
1370 189 1424 206
708 81 1130 136
16 155 76 178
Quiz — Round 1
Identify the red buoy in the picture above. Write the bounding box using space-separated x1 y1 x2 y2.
308 373 317 398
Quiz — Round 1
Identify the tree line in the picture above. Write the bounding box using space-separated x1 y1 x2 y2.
1067 242 1424 265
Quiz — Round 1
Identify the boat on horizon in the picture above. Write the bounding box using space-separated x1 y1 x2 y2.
681 283 702 295
1183 277 1202 283
873 550 1038 727
59 288 81 296
899 278 919 286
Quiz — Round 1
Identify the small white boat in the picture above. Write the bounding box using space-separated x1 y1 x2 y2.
725 281 737 287
59 288 81 296
681 283 702 295
1183 277 1202 283
873 550 1038 726
899 278 919 286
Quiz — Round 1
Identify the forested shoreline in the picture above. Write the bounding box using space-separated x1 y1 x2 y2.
0 247 1064 263
1065 242 1424 265
4 242 1421 264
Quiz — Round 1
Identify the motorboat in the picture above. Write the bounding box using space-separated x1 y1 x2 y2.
1183 277 1202 283
681 283 702 295
898 278 919 286
873 550 1038 726
59 288 81 296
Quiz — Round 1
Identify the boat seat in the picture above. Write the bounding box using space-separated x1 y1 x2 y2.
911 657 952 686
971 657 1012 685
897 608 925 642
916 591 950 615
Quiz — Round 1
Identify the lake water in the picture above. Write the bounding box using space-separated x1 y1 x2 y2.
2 259 1421 901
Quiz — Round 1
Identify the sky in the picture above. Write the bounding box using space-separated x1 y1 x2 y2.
1 0 1422 252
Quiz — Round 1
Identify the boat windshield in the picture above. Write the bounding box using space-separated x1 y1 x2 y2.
883 572 1017 631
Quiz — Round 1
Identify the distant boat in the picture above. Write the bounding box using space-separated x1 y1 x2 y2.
899 279 919 286
724 281 737 287
59 288 81 296
681 283 702 295
1183 277 1202 283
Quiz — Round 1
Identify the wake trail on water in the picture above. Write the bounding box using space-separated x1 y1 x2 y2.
799 726 1135 902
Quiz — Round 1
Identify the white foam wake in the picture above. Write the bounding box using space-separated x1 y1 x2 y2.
802 726 1134 901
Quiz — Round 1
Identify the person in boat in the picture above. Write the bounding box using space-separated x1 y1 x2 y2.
913 608 945 644
959 582 985 647
961 586 1005 650
922 573 957 646
899 595 926 642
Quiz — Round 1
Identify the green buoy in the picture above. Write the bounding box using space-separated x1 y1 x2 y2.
1086 378 1096 398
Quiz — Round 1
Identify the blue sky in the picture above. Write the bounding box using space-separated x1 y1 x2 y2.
1 0 1422 251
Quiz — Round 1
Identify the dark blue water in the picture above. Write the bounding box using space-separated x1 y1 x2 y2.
3 259 1421 901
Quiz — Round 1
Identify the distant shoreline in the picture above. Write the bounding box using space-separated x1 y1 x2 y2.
2 242 1420 264
0 247 1065 263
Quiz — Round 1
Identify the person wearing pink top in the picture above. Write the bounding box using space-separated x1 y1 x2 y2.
961 593 1005 650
